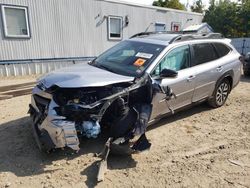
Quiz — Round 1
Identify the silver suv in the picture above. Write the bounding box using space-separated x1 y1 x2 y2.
29 32 241 153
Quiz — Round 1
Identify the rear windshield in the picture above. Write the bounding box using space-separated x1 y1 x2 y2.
92 40 165 77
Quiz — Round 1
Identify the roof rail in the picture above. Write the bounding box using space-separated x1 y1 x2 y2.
130 31 183 39
169 33 223 44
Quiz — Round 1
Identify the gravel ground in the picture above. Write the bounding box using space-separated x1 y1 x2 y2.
0 77 249 188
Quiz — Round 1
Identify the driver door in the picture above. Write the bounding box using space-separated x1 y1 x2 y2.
150 45 196 120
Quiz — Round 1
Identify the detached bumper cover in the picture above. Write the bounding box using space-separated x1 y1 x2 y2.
30 87 80 151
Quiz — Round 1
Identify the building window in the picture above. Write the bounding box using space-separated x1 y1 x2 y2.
108 16 122 40
155 23 166 32
171 22 181 32
1 5 31 38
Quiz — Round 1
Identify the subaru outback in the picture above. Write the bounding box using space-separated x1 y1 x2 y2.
29 32 241 154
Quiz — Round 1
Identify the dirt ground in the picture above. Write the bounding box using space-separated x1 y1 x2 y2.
0 76 249 188
0 75 38 87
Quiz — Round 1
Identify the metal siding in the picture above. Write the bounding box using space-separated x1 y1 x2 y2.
231 38 250 55
0 0 203 61
0 59 91 76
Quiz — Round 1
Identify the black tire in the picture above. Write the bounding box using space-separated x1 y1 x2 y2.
208 78 231 108
109 108 138 138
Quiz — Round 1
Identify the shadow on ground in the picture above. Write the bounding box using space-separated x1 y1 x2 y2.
0 116 137 186
81 154 137 188
0 101 214 186
148 102 212 132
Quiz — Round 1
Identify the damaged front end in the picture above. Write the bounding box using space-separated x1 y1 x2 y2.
29 73 153 153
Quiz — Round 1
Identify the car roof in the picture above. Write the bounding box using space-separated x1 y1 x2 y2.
129 32 224 46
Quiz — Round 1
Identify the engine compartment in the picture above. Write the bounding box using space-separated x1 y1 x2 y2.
51 79 152 139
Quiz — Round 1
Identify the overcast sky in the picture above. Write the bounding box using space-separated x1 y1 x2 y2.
120 0 210 9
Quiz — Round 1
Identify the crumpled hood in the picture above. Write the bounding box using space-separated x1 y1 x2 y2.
39 63 135 88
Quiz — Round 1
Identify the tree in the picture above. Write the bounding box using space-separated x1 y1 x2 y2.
153 0 165 7
191 0 205 13
203 0 250 37
240 0 250 36
153 0 186 10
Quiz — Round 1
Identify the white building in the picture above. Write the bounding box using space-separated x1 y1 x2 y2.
0 0 203 76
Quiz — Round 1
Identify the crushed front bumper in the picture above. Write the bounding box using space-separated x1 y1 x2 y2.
29 74 152 153
29 87 80 152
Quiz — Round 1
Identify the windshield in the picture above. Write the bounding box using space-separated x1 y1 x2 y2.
92 40 165 77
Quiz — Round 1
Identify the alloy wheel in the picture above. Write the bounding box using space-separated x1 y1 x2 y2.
216 82 229 106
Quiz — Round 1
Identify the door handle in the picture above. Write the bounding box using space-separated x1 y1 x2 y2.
187 75 196 82
217 66 223 72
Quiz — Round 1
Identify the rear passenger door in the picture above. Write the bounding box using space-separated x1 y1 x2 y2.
191 43 222 102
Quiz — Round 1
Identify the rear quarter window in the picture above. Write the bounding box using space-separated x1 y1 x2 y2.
213 43 231 58
192 43 219 66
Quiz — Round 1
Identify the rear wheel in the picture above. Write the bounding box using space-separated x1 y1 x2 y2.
208 78 231 108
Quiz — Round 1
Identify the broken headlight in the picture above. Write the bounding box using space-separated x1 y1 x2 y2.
37 80 47 91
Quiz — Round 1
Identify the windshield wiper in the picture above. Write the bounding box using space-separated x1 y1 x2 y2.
93 63 116 74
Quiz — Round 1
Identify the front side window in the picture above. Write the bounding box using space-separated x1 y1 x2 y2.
92 41 165 77
152 45 190 76
1 5 30 38
192 43 218 66
108 16 122 40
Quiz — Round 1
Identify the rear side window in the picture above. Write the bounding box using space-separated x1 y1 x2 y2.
192 43 218 65
213 43 231 57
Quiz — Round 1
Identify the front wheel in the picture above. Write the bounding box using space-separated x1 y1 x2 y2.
208 79 231 108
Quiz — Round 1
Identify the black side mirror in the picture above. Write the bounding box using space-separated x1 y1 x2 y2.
160 69 178 78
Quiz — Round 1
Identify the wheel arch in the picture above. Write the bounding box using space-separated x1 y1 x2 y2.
215 70 234 93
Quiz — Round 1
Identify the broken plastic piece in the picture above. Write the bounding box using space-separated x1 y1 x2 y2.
134 104 152 135
97 138 112 182
132 134 151 152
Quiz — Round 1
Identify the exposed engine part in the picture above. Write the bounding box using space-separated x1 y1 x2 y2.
81 121 101 138
52 86 126 106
